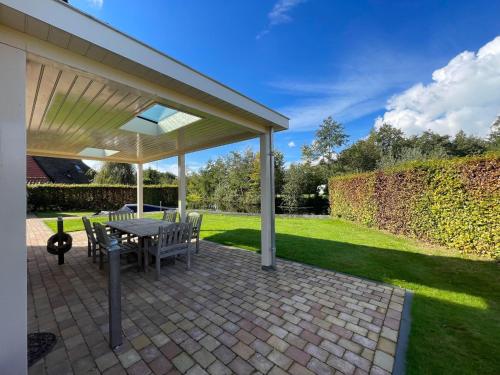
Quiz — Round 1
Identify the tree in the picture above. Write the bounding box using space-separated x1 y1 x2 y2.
339 137 380 172
273 151 286 195
187 148 285 212
281 163 323 213
374 123 407 160
144 167 162 185
488 117 500 151
409 130 452 157
93 162 136 185
302 117 348 164
450 130 487 156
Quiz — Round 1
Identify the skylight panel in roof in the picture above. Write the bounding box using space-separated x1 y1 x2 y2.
120 103 201 136
78 147 119 158
139 104 177 122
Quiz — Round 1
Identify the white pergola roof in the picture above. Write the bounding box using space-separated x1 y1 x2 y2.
0 0 288 163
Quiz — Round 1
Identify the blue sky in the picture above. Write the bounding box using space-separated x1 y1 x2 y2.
74 0 500 174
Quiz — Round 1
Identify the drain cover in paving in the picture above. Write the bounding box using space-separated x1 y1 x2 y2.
28 332 57 367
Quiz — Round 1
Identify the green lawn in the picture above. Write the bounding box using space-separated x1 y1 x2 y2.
41 212 500 374
34 210 98 219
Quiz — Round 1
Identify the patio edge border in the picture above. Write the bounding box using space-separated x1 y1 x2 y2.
393 290 413 375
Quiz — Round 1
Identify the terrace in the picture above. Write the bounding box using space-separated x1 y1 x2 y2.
28 217 405 375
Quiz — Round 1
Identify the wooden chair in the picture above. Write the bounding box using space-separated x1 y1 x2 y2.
162 210 178 223
109 211 137 241
93 222 141 271
186 212 203 253
148 223 192 280
82 216 98 263
109 211 135 221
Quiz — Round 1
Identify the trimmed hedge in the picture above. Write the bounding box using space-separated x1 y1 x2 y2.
329 155 500 258
27 184 177 211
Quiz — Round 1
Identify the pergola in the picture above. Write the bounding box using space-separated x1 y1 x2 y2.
0 0 288 372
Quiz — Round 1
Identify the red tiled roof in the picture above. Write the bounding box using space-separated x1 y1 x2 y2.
27 156 50 184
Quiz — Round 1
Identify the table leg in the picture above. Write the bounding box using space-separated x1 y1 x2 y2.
144 237 149 273
137 237 143 272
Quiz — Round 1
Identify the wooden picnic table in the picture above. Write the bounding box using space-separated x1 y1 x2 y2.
106 218 171 271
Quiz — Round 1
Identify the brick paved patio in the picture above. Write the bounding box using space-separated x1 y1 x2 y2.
27 217 406 375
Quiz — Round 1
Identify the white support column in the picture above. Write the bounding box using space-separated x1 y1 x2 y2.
178 154 187 222
260 127 276 270
0 44 27 374
137 164 143 218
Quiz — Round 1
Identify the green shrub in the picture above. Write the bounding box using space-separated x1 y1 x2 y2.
27 184 177 211
329 155 500 258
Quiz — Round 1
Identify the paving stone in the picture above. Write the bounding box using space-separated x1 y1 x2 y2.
289 362 315 375
198 335 220 351
151 333 170 348
213 345 236 365
207 360 232 375
72 355 96 374
285 345 311 366
268 365 289 375
160 341 182 360
268 350 293 370
267 336 289 352
192 348 216 368
140 344 161 363
149 355 173 375
373 350 394 372
250 339 273 356
377 337 397 356
186 364 208 375
127 360 152 375
95 352 119 372
172 353 195 373
131 335 151 350
232 342 254 360
217 332 238 347
228 357 255 375
304 343 329 362
344 350 371 372
102 364 126 375
338 338 363 354
180 338 202 355
307 357 334 375
118 349 141 369
326 355 356 375
249 353 274 373
235 329 256 345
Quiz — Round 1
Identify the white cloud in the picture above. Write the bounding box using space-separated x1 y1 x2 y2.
257 0 306 39
376 36 500 137
272 48 434 132
87 0 103 9
287 141 296 148
83 159 102 171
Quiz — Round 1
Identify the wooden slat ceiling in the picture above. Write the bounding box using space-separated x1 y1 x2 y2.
26 59 257 163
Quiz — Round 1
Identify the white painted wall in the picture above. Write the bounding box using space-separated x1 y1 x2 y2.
0 43 27 374
178 154 186 222
260 129 276 269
